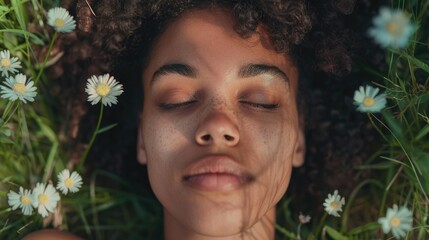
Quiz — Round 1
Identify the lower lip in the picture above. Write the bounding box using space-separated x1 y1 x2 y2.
183 173 248 191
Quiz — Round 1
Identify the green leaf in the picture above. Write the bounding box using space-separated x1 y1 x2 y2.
307 234 317 240
11 0 27 32
3 32 18 51
325 226 349 240
33 115 58 143
421 94 429 104
1 101 15 119
0 5 9 13
381 109 404 142
274 224 297 239
348 222 381 235
408 146 429 193
0 135 13 144
96 123 118 134
1 128 11 136
402 52 429 74
379 156 410 168
391 49 429 74
356 162 396 170
0 29 44 45
415 124 429 141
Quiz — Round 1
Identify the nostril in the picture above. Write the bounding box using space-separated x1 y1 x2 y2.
224 135 234 141
201 134 211 141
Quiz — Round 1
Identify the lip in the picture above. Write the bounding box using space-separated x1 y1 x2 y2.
182 155 254 192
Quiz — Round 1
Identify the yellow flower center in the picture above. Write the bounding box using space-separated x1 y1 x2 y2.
38 194 48 205
12 83 27 94
386 21 403 36
330 202 339 209
55 18 65 28
363 97 375 107
65 178 74 188
96 83 111 97
21 196 31 205
1 58 11 68
390 216 401 228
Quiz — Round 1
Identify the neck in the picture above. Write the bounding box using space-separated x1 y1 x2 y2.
164 208 275 240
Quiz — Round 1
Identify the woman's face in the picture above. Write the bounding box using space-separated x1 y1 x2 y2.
138 7 305 237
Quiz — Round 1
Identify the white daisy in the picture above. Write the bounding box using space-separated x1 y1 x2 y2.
353 85 387 113
7 187 34 215
56 169 83 195
368 7 417 49
0 49 22 77
0 73 37 103
323 190 345 217
378 204 413 239
85 74 124 107
31 183 60 218
47 7 76 33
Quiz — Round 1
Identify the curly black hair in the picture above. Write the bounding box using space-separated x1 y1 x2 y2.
49 0 386 221
84 0 359 76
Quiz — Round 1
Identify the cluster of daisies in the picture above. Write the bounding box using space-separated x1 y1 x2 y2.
353 7 418 114
7 169 82 217
3 7 124 220
316 190 413 238
0 7 76 104
0 7 124 107
350 7 416 238
0 51 36 103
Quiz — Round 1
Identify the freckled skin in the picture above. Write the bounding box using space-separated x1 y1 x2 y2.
20 5 305 240
138 7 305 240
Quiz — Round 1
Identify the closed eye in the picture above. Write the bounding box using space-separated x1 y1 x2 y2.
240 101 279 110
159 100 197 110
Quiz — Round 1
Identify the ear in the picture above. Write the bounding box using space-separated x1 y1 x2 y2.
137 113 147 165
292 117 305 167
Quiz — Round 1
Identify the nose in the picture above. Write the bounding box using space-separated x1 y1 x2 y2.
195 112 240 147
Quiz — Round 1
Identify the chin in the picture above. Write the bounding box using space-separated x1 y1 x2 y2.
165 189 265 237
177 207 254 237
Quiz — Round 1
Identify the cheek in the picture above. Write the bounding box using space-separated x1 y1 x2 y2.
142 113 195 179
259 123 296 183
142 116 187 200
241 115 298 202
241 113 298 164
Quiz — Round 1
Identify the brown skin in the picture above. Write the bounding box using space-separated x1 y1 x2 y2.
23 6 305 240
137 7 305 240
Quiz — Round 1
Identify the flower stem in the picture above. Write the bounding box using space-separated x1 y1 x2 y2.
1 101 19 128
34 31 58 85
18 103 37 180
78 104 104 171
296 223 302 240
315 212 328 238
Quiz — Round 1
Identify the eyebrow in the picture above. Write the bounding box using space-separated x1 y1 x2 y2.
150 63 289 84
238 64 289 83
151 64 196 84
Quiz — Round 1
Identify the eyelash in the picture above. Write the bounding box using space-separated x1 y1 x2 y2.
239 101 279 110
158 100 197 110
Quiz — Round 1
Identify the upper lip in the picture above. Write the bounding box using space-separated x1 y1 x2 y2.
182 154 254 181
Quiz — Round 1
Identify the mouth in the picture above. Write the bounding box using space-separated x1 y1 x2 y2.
182 155 254 192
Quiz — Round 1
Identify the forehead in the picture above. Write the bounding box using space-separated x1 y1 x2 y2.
143 7 298 89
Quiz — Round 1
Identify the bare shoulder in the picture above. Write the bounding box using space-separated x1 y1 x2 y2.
22 229 83 240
